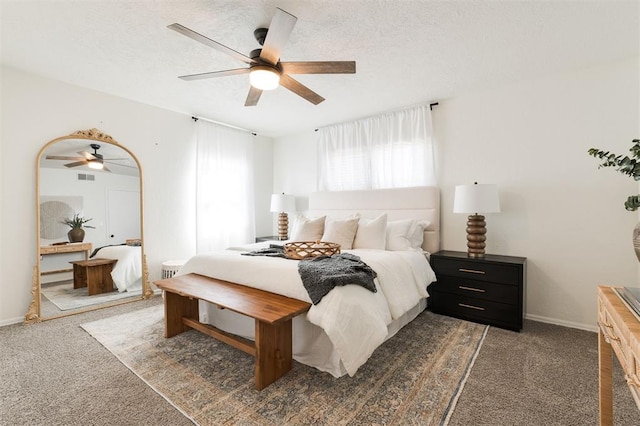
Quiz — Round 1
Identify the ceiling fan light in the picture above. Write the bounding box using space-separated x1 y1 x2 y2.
249 65 280 90
88 160 104 170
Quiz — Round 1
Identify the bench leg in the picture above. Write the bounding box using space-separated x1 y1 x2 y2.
87 264 115 295
164 292 199 338
73 264 87 289
254 319 293 390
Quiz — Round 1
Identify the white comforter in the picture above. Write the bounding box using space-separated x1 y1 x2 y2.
92 245 142 292
177 244 435 377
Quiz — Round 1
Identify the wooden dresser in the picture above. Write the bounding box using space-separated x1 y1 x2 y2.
597 286 640 425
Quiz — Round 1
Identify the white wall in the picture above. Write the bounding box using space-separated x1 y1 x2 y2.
0 66 274 324
438 57 639 330
272 57 640 330
273 129 319 214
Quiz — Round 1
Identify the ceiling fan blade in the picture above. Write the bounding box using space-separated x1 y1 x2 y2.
45 155 84 161
105 161 137 169
168 23 255 65
245 86 263 106
102 164 111 173
260 8 297 65
77 151 97 161
179 68 250 81
64 161 88 168
279 75 325 105
281 61 356 75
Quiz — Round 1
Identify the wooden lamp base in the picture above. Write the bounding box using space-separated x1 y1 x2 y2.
466 214 487 258
278 212 289 241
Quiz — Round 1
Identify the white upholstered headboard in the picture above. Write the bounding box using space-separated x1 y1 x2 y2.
308 186 440 254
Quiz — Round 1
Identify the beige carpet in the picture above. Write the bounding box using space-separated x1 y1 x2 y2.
82 305 487 425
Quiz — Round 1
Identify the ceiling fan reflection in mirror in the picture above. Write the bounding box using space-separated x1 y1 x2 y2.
168 7 356 106
45 143 132 172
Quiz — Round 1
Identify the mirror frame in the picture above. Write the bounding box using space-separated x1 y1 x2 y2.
25 128 152 323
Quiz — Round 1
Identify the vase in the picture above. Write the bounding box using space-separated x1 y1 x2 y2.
634 223 640 262
68 228 85 243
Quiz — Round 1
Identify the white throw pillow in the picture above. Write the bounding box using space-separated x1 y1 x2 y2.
408 220 431 249
353 214 388 250
385 219 416 251
321 216 360 249
290 215 326 241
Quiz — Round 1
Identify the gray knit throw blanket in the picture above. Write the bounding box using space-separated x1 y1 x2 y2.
298 253 377 305
241 244 286 258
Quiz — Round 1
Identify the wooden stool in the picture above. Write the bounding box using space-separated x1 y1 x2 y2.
70 258 117 295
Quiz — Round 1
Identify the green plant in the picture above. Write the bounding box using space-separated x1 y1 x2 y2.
61 213 95 229
588 138 640 211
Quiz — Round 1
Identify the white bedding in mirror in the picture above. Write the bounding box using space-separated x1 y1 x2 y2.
91 245 142 292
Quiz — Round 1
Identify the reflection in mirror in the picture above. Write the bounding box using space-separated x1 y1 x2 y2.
26 128 151 322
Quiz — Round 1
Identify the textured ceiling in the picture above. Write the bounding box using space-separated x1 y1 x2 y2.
1 1 638 138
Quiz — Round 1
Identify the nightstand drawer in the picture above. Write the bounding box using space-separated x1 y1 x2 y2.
429 291 519 327
431 257 519 286
429 276 518 304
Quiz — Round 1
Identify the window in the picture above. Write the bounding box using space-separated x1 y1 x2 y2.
319 105 436 191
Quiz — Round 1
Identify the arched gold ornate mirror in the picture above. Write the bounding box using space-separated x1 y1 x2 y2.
25 128 151 322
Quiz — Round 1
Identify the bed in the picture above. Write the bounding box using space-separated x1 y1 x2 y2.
90 244 142 292
177 186 440 377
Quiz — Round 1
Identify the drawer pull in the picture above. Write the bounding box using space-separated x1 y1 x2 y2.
459 285 486 293
459 268 485 275
598 322 621 342
458 303 485 311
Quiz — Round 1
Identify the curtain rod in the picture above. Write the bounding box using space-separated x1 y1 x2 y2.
191 115 257 136
314 102 439 132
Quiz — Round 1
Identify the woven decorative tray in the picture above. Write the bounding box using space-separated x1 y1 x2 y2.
284 241 341 260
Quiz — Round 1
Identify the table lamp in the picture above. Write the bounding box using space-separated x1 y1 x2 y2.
270 193 296 240
453 182 500 258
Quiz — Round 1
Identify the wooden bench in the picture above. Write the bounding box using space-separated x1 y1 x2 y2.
69 258 117 295
154 273 311 390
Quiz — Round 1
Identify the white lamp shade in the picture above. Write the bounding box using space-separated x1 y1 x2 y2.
270 193 296 212
453 184 500 214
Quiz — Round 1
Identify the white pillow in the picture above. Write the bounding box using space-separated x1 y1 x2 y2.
353 214 387 250
385 219 416 251
408 220 431 249
290 215 326 241
321 216 360 249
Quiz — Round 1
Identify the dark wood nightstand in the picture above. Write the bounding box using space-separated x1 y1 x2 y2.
428 250 526 331
255 236 281 243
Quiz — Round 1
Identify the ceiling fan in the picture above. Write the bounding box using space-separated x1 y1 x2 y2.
168 7 356 106
45 144 131 172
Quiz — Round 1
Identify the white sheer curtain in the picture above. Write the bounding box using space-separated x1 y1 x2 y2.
196 120 255 253
318 105 436 190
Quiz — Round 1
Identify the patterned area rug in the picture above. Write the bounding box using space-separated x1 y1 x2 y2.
41 280 141 311
82 305 487 425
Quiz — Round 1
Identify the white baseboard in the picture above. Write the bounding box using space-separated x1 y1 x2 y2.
525 313 597 333
0 316 25 327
